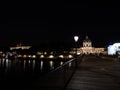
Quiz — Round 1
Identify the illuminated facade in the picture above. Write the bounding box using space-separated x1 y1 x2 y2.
10 43 31 50
108 43 120 55
70 36 105 55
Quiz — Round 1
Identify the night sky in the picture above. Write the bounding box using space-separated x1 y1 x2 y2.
3 1 120 49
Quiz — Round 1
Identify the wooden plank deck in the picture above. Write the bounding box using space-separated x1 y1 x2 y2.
65 56 120 90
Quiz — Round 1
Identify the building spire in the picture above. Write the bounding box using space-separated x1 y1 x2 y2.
86 36 88 40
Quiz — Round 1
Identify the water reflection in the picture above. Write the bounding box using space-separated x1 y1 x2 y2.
49 60 54 69
68 62 72 67
28 60 31 64
32 60 35 70
0 58 66 74
24 60 26 70
2 58 5 67
60 61 63 65
40 60 43 71
5 59 9 72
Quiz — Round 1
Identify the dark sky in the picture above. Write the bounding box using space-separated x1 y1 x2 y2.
3 1 120 48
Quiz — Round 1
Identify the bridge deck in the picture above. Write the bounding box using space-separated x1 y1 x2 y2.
65 56 120 90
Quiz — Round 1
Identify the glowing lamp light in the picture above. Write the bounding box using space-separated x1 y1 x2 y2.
28 55 32 58
32 55 36 58
44 52 47 55
59 55 64 58
18 55 22 57
40 55 44 58
49 55 54 58
74 36 79 42
77 53 80 55
68 55 73 58
23 55 27 58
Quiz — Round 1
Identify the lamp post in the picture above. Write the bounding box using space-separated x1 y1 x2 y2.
74 36 79 67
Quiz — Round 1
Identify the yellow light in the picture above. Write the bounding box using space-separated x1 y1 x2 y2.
40 55 44 58
28 55 32 58
18 55 22 57
37 52 42 55
32 55 36 58
68 55 73 58
49 55 54 58
2 54 5 57
59 55 64 58
23 55 27 58
44 52 47 55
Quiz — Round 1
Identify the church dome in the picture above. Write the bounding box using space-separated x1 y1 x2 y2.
83 36 91 42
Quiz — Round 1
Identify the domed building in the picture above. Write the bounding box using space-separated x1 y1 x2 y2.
70 36 105 55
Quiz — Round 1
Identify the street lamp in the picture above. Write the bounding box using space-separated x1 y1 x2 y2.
74 36 79 67
74 36 79 56
74 36 79 43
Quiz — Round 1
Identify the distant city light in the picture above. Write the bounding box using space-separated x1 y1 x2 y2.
23 55 27 58
44 52 47 55
40 55 44 58
28 55 32 58
68 55 73 58
77 53 80 55
108 43 120 55
49 55 54 58
32 55 36 58
59 55 64 58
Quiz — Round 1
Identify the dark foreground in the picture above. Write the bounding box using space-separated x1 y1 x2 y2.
0 56 120 90
66 56 120 90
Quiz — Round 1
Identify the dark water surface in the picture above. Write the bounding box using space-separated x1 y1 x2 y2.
0 58 66 89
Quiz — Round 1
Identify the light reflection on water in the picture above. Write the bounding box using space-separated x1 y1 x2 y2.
68 62 72 67
49 60 54 69
60 61 63 65
0 58 66 74
40 60 43 71
0 58 70 89
32 60 35 70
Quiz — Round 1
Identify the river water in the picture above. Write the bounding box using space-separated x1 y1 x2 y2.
0 58 67 90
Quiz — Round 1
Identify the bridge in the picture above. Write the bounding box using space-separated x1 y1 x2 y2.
29 55 120 90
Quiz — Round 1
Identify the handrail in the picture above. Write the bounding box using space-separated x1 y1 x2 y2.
50 58 76 73
31 58 79 90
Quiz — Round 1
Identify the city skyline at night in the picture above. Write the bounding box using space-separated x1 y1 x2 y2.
2 1 120 90
1 25 120 48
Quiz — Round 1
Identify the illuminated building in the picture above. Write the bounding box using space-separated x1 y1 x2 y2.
108 43 120 55
70 36 105 55
10 43 31 50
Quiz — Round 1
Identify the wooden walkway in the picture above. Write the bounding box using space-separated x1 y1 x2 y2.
65 56 120 90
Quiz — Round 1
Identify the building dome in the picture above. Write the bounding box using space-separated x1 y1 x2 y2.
83 36 91 42
83 36 92 47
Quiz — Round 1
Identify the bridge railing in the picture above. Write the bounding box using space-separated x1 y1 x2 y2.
31 58 81 90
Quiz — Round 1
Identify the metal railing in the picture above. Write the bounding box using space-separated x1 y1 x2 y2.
30 58 81 90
